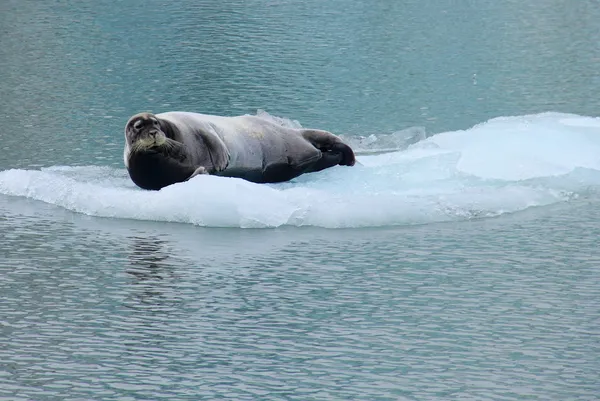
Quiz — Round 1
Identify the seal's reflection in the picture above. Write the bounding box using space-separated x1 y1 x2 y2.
124 235 181 310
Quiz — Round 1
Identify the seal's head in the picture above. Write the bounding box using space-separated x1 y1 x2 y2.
123 112 191 189
125 112 168 151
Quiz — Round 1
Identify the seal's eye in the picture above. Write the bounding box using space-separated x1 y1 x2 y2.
133 120 143 130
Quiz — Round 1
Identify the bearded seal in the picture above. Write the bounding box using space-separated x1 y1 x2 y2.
123 111 355 190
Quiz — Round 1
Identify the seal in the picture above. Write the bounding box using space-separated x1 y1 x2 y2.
123 111 355 190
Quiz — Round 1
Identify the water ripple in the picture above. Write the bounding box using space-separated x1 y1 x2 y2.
2 196 599 400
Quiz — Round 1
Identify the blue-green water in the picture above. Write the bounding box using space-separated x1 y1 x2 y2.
1 0 600 399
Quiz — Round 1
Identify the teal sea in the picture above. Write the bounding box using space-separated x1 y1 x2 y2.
1 1 599 400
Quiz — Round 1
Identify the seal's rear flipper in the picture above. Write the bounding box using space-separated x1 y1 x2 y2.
307 152 343 173
303 142 356 173
301 130 356 168
330 142 355 166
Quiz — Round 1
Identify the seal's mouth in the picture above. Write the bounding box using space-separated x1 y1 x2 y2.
126 114 169 151
131 130 168 150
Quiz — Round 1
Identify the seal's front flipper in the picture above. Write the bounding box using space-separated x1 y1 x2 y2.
186 166 209 181
192 122 230 172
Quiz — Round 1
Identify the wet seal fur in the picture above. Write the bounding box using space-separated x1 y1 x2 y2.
123 111 355 190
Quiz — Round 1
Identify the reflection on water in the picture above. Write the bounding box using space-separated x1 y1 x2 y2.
1 195 600 400
127 236 175 280
125 236 180 309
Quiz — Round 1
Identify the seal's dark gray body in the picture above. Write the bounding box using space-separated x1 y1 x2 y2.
123 111 355 190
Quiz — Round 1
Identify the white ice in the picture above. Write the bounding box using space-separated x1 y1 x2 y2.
1 112 599 228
